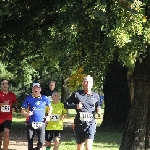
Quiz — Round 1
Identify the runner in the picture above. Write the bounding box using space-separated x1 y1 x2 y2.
64 75 101 150
21 83 51 150
41 81 56 101
25 80 56 124
45 91 67 150
0 79 17 150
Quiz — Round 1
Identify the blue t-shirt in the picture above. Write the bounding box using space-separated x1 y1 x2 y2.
21 95 50 123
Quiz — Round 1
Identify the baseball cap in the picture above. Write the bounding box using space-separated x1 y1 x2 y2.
32 83 40 87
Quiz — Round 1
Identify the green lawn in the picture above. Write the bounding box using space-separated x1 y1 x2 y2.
58 131 122 150
12 112 26 122
12 110 122 150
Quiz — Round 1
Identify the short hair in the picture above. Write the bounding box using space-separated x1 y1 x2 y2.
83 75 93 81
1 79 9 82
49 81 55 84
52 91 59 97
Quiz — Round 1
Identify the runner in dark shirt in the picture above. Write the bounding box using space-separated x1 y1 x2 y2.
41 81 57 104
64 75 101 150
41 81 56 98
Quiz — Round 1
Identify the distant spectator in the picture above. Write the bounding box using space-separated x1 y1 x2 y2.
41 81 56 100
98 92 104 117
99 92 104 106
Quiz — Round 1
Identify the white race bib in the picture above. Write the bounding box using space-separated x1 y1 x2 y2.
32 122 43 129
51 114 60 121
1 105 10 112
79 112 93 121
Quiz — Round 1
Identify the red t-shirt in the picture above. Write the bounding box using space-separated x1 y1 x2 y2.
0 91 17 124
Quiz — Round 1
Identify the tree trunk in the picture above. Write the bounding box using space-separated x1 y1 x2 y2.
60 76 70 103
127 72 134 101
120 50 150 150
100 59 131 129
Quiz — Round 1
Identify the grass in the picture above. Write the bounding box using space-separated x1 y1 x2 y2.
12 112 26 122
58 131 122 150
12 110 122 150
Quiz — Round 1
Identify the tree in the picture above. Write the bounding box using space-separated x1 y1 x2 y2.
101 58 131 129
0 0 63 84
120 50 150 149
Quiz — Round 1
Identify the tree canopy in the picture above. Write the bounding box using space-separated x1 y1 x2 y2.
0 0 150 92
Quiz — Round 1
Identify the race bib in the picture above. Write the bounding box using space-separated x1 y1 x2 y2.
1 105 10 112
79 112 93 121
51 114 60 121
32 122 43 129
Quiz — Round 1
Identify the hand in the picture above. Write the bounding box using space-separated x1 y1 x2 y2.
97 106 101 114
27 111 33 116
77 102 82 109
45 116 50 122
12 108 15 113
60 115 65 120
47 113 51 116
3 100 9 105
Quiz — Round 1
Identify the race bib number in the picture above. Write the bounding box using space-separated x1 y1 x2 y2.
79 112 93 121
32 122 43 129
51 114 60 121
1 105 10 112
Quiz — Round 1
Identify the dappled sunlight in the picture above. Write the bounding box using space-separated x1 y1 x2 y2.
8 108 122 150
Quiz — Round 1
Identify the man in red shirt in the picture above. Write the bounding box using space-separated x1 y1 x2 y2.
0 79 17 150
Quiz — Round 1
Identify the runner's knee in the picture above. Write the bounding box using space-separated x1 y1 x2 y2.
3 129 9 138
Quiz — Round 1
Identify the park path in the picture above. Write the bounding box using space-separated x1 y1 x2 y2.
8 116 102 150
8 118 74 150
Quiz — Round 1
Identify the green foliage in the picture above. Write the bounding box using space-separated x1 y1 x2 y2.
0 0 150 92
0 61 13 79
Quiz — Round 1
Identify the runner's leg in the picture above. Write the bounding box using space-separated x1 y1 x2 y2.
3 120 12 150
53 131 61 150
74 124 85 150
85 139 93 150
84 123 96 150
76 143 84 150
3 128 9 150
36 123 45 150
0 132 3 150
27 124 35 150
45 130 53 150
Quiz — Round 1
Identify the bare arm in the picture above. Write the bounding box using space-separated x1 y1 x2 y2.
47 105 52 116
21 108 33 117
